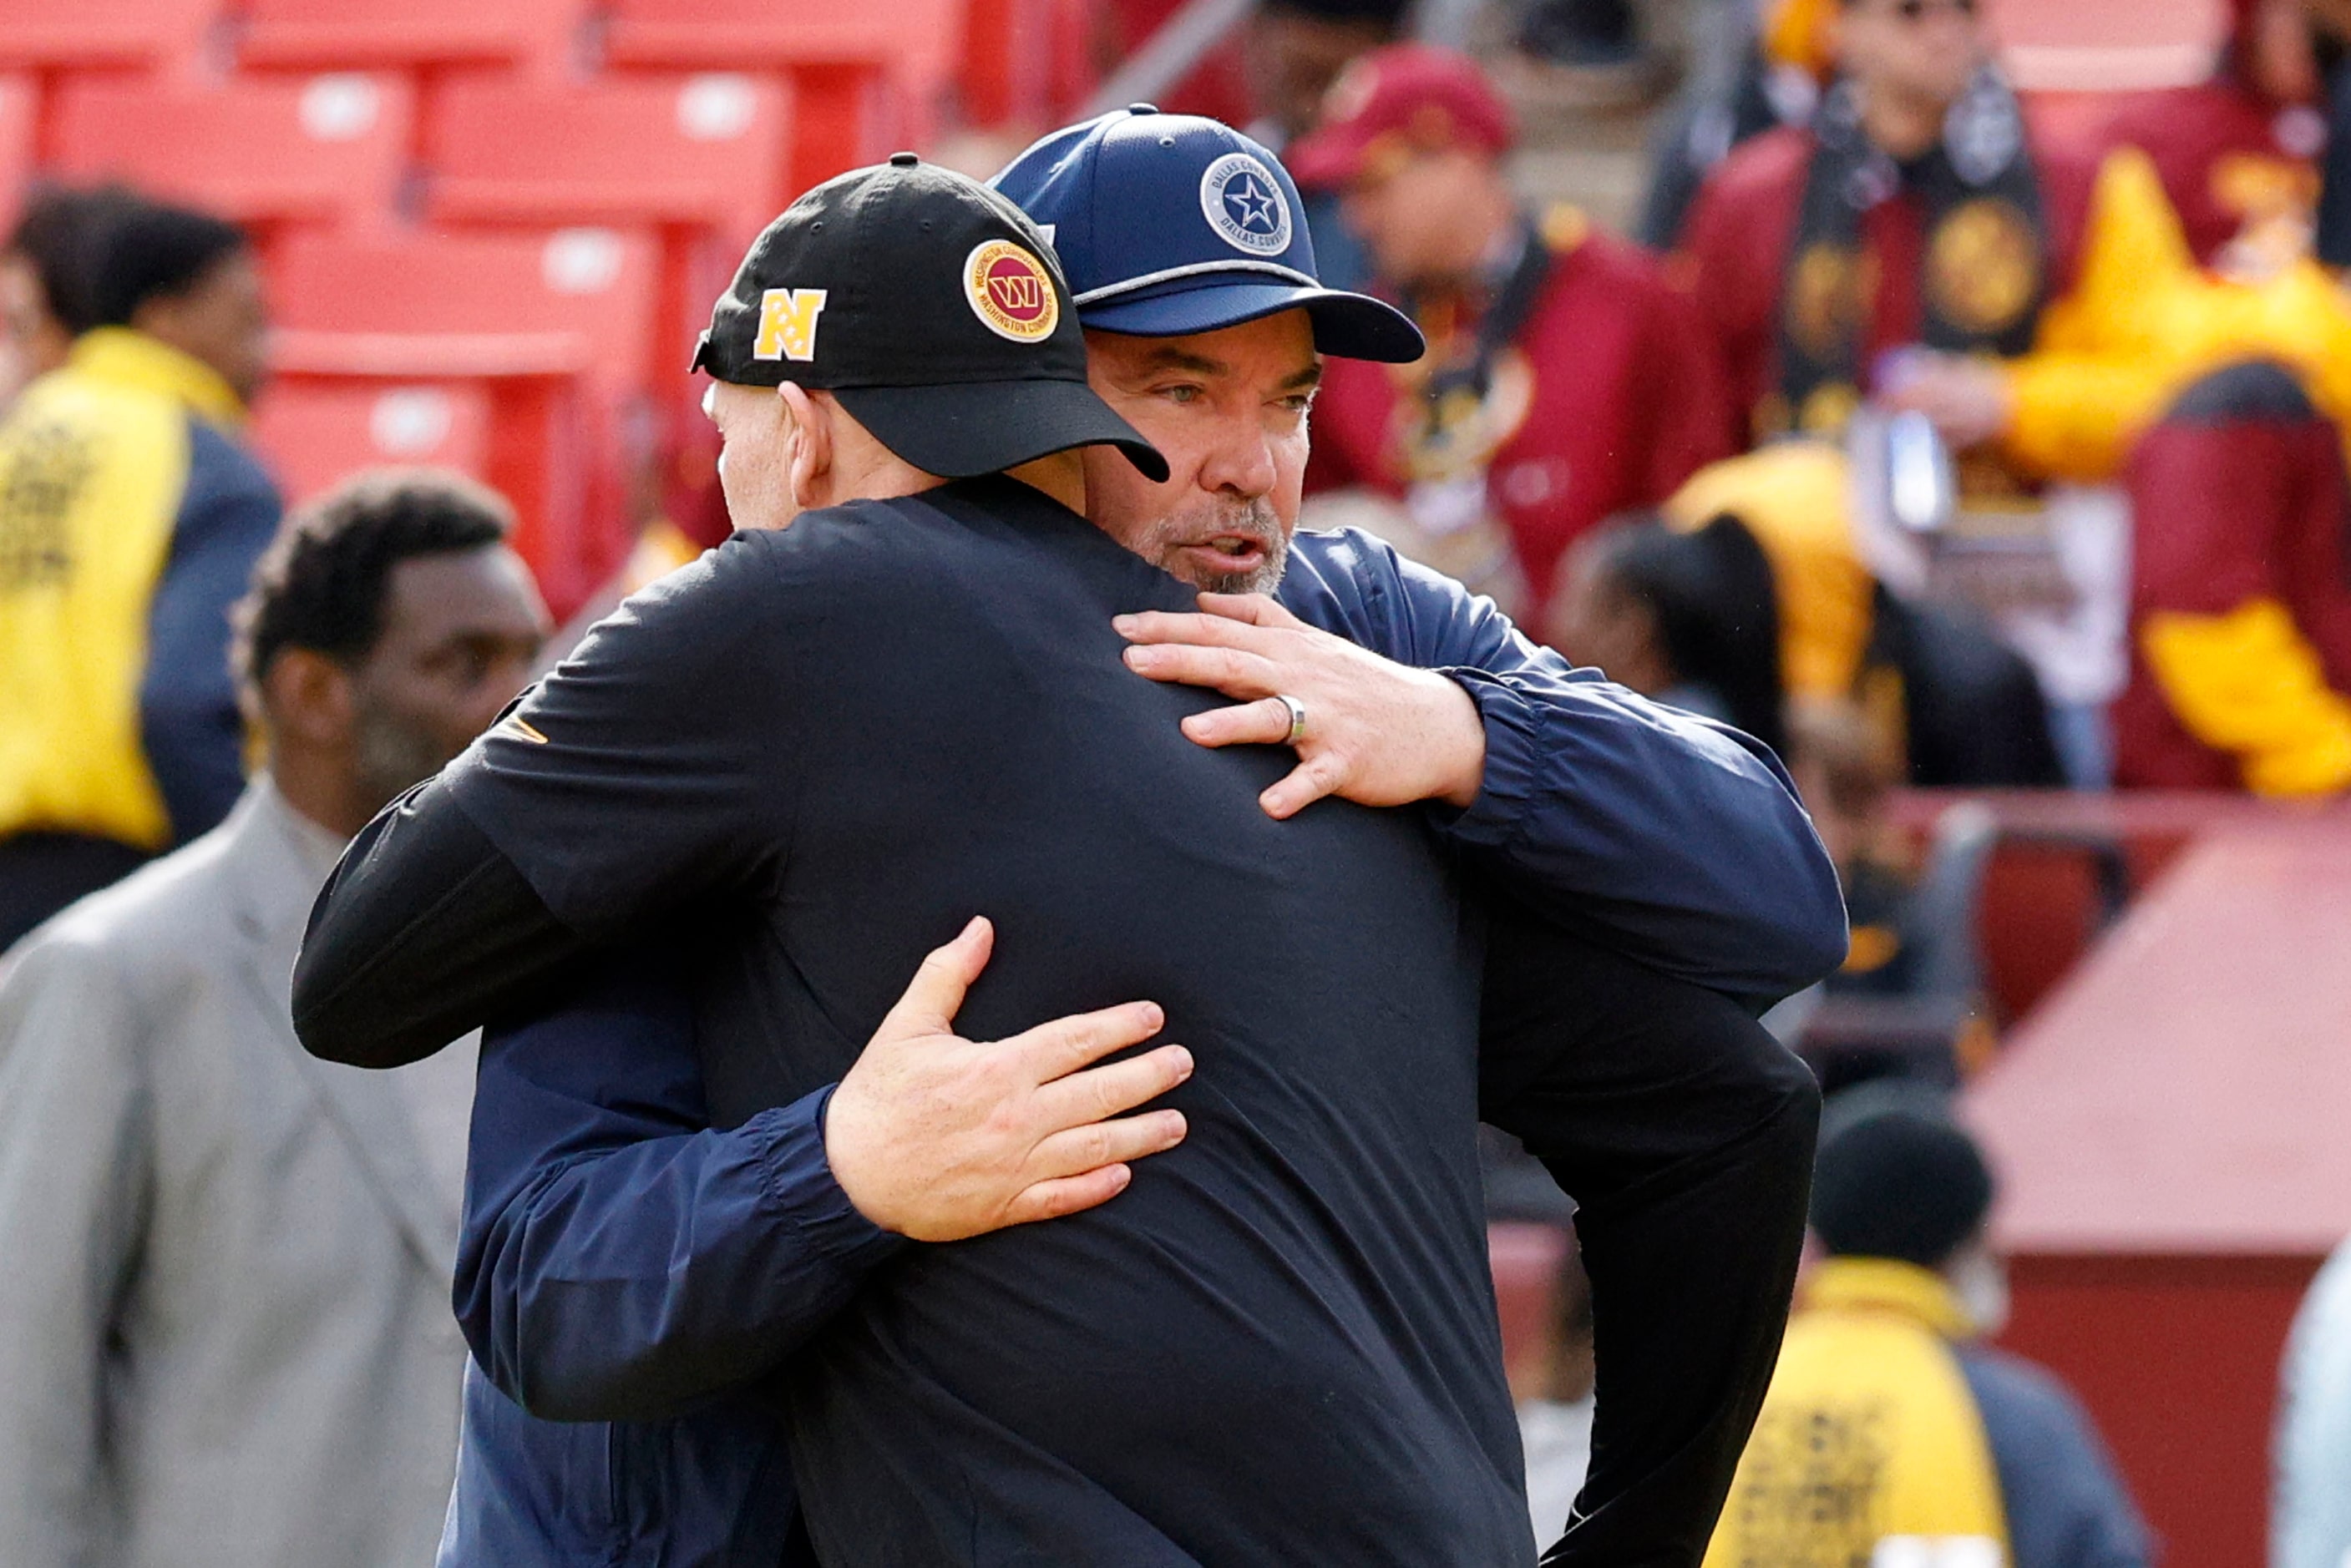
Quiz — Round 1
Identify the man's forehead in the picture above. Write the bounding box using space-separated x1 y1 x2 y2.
1086 312 1322 379
380 548 540 640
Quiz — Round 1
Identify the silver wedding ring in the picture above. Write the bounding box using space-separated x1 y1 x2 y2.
1275 694 1307 747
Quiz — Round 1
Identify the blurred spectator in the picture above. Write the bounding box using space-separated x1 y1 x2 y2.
0 185 137 410
1676 0 2100 458
1294 44 1738 623
1708 1088 2151 1567
1516 1234 1598 1551
1504 0 1670 114
1545 509 1788 756
0 197 281 950
1245 0 1409 145
1783 701 2004 1091
2099 0 2349 271
1669 444 2064 785
2277 1231 2351 1568
1640 0 1834 247
1959 132 2351 796
2115 359 2351 795
1787 697 1913 985
1479 1142 1596 1551
1242 0 1406 296
0 470 547 1567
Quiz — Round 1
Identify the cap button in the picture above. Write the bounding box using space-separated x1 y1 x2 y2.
889 150 920 166
1126 103 1159 115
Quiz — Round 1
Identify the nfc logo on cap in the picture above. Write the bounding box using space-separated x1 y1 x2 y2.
1199 152 1292 257
964 240 1060 343
753 288 828 362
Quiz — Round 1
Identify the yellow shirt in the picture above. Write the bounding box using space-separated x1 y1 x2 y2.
0 329 246 847
1706 1258 2010 1566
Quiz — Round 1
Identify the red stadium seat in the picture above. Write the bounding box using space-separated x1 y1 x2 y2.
267 227 661 617
0 74 34 225
250 380 494 506
422 73 792 529
0 0 220 73
424 74 787 243
50 73 413 240
960 0 1094 129
236 0 590 76
1990 0 2220 92
600 0 965 195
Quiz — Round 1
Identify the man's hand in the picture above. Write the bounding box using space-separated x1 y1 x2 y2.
1115 592 1487 819
823 917 1192 1242
1878 353 2016 452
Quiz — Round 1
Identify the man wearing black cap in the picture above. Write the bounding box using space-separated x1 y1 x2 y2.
1710 1087 2150 1567
307 149 1839 1564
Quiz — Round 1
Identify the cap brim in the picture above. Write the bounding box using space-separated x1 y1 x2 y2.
1081 274 1425 364
835 377 1169 483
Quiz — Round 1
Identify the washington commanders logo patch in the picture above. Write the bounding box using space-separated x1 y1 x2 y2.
1199 152 1292 256
964 240 1059 342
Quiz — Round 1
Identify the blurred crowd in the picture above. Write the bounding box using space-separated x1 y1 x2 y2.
3 0 2351 1562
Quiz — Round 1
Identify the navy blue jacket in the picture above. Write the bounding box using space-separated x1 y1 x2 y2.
145 422 281 841
1958 1346 2154 1568
437 528 1843 1565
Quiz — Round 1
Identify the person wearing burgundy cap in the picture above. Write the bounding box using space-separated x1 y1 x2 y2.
1290 43 1742 626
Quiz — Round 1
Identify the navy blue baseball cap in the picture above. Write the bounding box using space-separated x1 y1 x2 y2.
991 108 1425 364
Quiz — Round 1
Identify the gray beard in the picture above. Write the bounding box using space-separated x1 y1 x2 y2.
1143 498 1290 595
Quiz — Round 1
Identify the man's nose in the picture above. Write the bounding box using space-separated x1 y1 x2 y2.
1197 416 1279 500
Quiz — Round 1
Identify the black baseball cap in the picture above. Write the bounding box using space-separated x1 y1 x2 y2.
693 154 1168 482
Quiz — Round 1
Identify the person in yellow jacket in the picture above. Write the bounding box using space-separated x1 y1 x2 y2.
0 195 279 948
1887 141 2351 795
1709 1086 2150 1568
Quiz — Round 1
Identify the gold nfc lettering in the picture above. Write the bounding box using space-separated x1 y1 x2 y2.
752 288 828 362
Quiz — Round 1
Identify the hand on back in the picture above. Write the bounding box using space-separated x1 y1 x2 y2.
824 917 1191 1242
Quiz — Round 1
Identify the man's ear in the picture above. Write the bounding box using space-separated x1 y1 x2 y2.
259 646 356 752
779 382 832 510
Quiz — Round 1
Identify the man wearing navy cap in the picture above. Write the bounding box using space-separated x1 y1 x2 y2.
306 137 1838 1565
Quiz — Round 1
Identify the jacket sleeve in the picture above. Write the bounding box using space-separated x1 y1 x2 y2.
0 928 154 1560
1282 530 1847 1003
293 784 593 1068
1998 148 2210 485
458 943 904 1422
139 427 281 843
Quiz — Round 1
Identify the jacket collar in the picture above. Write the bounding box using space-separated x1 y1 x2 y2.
1797 1255 1978 1341
68 326 247 429
218 781 464 1274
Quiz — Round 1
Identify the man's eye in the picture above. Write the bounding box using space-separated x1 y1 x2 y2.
1157 384 1203 404
1279 393 1316 415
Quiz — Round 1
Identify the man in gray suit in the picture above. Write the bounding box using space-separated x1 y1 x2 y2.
0 470 550 1567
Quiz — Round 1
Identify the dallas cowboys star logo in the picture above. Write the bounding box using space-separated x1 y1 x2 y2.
1223 175 1279 234
1198 151 1293 256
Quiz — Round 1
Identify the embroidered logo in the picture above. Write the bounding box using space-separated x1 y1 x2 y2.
963 240 1059 342
752 287 828 362
1198 152 1292 257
